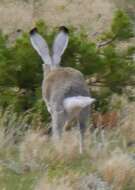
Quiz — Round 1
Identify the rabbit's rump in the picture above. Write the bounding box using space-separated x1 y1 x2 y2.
43 67 90 113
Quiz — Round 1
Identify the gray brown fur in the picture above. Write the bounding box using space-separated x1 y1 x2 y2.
30 27 94 153
42 66 90 153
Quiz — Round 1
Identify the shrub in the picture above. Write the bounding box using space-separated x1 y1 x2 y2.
111 10 134 40
0 10 134 126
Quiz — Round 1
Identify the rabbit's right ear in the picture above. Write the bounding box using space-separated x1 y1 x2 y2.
52 26 69 67
29 28 52 65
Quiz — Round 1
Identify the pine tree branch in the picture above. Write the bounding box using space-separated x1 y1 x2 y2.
97 35 117 49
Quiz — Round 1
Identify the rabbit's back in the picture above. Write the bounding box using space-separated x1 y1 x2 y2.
42 67 89 109
30 27 95 153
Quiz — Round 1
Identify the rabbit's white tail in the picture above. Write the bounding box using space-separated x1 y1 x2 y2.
63 96 95 113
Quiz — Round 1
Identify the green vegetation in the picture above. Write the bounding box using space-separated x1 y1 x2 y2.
0 10 134 121
0 10 135 190
0 105 135 190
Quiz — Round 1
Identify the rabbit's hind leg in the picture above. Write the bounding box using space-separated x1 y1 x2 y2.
51 109 66 142
78 107 89 154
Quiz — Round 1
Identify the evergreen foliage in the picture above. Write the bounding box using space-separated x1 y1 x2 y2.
0 10 134 124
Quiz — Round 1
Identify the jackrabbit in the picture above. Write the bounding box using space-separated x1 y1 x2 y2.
30 26 95 153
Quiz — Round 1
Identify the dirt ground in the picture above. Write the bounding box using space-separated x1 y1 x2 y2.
0 0 116 38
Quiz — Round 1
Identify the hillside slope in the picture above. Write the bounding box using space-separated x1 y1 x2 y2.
0 0 118 37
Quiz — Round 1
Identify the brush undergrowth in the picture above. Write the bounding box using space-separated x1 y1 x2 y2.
0 103 135 190
0 9 134 190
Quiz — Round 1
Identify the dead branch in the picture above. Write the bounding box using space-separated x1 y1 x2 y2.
97 35 117 49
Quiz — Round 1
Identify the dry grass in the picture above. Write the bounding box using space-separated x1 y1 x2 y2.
99 150 135 190
1 0 134 40
0 0 116 38
35 173 112 190
19 128 85 171
0 1 135 188
0 98 135 189
19 129 51 170
35 174 112 190
35 175 73 190
0 1 33 33
0 128 6 149
119 103 135 142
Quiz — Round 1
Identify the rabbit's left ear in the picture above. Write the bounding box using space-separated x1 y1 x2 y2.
52 26 69 67
30 28 52 66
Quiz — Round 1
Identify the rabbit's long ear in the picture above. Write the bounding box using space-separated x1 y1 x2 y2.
52 26 69 66
29 28 52 65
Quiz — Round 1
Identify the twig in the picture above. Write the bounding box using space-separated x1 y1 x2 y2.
97 35 117 49
88 81 135 87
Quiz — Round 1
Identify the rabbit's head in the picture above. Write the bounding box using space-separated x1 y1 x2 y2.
29 26 69 77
